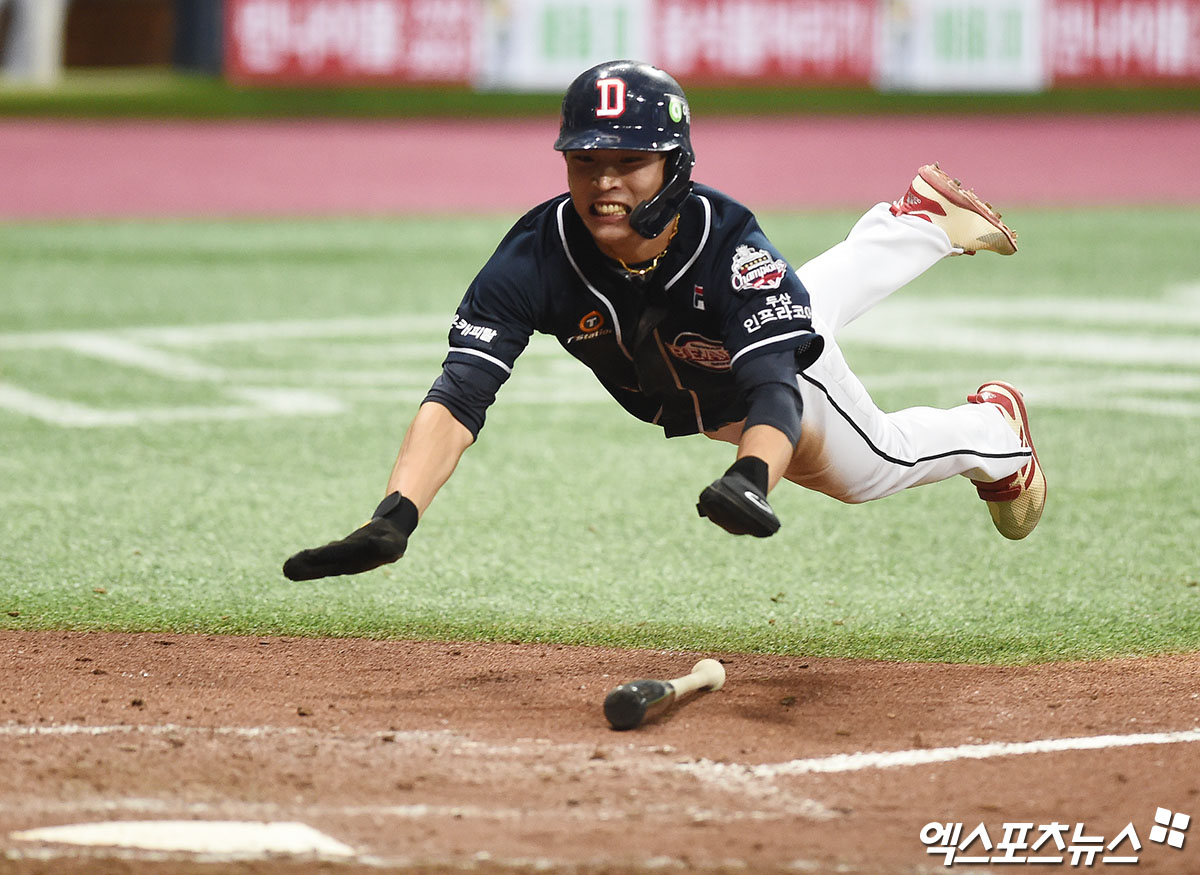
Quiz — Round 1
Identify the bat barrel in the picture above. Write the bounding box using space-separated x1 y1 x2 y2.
603 679 674 731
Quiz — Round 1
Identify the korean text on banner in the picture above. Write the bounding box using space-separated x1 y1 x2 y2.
1047 0 1200 83
224 0 478 84
652 0 877 84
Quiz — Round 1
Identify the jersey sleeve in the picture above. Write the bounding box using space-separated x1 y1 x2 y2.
715 222 824 373
423 224 544 435
443 266 537 380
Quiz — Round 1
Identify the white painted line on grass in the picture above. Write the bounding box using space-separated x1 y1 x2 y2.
57 335 226 380
682 727 1200 781
885 294 1200 328
3 290 1198 427
10 820 355 858
845 321 1200 368
0 316 447 351
0 382 346 427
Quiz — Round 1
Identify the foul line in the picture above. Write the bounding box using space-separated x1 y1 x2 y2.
684 727 1200 780
8 722 1200 780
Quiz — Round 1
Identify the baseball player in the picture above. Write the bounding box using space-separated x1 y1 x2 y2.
283 60 1045 582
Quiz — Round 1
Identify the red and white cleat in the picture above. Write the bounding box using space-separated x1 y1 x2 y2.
891 163 1018 256
968 381 1046 540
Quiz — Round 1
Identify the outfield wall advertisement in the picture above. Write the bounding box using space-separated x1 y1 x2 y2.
225 0 479 83
224 0 1200 88
1047 0 1200 81
652 0 877 84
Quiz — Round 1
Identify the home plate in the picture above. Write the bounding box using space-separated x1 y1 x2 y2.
10 820 356 858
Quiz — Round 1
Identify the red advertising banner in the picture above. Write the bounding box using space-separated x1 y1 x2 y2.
652 0 878 84
224 0 478 84
1047 0 1200 82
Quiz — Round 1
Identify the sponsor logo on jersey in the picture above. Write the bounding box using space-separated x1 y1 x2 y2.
666 332 731 371
579 310 605 333
566 309 613 345
692 284 706 311
452 315 498 344
730 244 788 293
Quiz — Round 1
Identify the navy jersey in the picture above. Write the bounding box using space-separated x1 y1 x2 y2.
426 183 823 438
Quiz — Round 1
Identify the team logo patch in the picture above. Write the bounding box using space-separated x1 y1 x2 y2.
731 244 788 294
595 78 626 118
579 310 605 333
666 333 731 371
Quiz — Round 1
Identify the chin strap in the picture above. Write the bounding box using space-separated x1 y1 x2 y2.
629 149 695 238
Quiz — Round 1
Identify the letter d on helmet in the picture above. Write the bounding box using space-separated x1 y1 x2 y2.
555 60 695 239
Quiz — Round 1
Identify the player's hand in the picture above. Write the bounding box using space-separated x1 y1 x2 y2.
283 492 418 581
696 456 781 537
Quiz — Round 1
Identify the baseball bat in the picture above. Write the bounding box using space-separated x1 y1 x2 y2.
603 658 726 731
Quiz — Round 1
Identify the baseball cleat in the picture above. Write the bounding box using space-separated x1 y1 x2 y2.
891 163 1018 255
968 381 1046 540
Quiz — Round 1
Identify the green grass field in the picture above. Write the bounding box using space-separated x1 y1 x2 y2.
2 207 1198 663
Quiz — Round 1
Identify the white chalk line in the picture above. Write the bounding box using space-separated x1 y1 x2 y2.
2 291 1198 426
682 726 1200 782
0 795 832 825
7 721 1196 869
0 721 310 739
8 720 1200 782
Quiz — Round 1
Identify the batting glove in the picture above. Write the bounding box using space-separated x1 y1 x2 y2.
282 492 418 581
696 456 781 537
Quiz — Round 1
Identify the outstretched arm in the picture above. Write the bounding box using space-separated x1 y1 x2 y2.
697 350 805 537
386 401 475 516
282 401 474 581
735 423 792 492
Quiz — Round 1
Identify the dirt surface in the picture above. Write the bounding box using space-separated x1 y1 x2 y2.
1 631 1198 873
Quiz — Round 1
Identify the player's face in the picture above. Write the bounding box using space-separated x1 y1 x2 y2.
565 149 668 261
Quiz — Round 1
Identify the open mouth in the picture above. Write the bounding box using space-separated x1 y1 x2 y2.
592 202 630 217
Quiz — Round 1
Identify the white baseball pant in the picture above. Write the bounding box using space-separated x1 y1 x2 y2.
711 204 1029 504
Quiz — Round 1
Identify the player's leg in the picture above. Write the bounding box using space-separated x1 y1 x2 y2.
702 356 1045 538
797 164 1017 335
781 339 1045 539
797 203 951 335
783 338 1024 497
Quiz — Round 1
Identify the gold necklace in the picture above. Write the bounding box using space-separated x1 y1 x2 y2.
617 217 680 277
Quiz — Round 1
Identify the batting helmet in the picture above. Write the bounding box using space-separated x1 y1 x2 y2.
554 60 695 239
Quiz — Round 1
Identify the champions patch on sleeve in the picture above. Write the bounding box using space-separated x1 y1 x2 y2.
730 244 788 294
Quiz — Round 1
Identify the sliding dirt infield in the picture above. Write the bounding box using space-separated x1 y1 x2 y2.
2 632 1198 872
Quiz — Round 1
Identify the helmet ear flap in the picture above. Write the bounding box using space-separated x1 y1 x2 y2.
629 149 695 239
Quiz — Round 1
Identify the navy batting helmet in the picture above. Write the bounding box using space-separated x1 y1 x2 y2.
554 60 695 239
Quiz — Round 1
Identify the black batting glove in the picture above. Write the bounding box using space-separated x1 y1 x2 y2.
283 492 418 581
697 456 781 538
